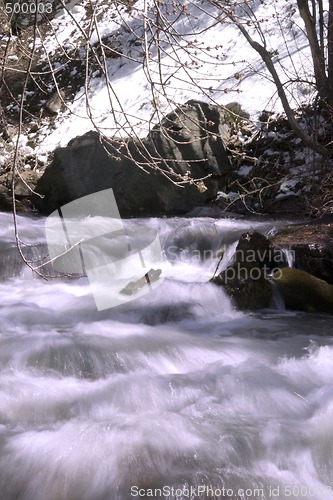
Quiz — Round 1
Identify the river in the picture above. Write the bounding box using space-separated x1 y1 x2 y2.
0 212 333 500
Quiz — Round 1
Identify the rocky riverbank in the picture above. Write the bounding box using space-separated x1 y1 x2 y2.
1 97 333 219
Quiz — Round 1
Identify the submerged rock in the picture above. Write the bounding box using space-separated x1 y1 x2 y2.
273 267 333 313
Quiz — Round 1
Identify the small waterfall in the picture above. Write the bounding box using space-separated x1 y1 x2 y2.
0 241 58 280
281 246 295 267
0 213 53 280
0 242 24 279
271 282 286 310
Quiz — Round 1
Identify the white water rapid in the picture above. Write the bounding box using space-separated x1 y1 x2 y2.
1 212 333 500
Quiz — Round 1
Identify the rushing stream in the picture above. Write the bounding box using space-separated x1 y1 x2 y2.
1 212 333 500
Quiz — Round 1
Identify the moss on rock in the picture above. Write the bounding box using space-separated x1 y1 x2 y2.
273 267 333 313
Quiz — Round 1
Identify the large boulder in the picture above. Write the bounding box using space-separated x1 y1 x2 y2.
32 100 232 216
211 231 284 310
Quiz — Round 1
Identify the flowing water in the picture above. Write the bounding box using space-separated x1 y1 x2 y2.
1 212 333 500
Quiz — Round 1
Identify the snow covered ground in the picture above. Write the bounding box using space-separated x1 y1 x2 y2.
25 0 316 157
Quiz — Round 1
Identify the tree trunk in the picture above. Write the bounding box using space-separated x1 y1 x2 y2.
327 0 333 107
297 0 327 94
226 14 329 156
